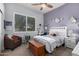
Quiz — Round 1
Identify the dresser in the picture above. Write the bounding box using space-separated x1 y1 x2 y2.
65 37 77 49
29 39 45 56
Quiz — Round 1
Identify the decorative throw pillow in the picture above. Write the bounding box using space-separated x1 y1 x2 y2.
49 33 57 37
12 35 18 40
8 35 13 39
52 33 57 36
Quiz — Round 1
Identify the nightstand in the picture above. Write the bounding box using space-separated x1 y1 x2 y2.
65 37 77 49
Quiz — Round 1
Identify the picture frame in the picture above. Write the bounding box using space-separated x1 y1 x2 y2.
4 20 12 29
70 16 77 23
54 17 63 23
54 18 60 23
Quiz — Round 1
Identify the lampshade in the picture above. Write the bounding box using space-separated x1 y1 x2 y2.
45 26 47 30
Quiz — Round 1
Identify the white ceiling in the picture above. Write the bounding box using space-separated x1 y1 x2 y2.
19 3 65 14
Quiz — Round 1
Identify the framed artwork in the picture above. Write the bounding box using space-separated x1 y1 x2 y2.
54 17 63 23
4 21 12 26
54 18 60 23
70 16 77 23
27 16 35 31
0 9 3 14
4 20 12 29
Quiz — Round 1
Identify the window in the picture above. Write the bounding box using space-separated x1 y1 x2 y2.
27 16 35 31
14 13 35 32
15 14 26 31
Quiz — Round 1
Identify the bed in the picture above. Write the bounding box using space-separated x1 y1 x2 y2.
33 27 67 53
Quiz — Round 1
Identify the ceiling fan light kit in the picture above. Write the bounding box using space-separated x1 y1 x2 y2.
32 3 53 10
42 4 46 8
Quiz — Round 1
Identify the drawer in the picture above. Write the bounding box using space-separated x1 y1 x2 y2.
71 44 75 49
65 39 76 44
65 43 71 47
71 42 76 48
65 42 76 49
71 40 76 44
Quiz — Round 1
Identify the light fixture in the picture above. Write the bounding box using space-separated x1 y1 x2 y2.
41 4 46 8
70 16 77 23
0 9 3 14
32 3 53 10
45 26 47 30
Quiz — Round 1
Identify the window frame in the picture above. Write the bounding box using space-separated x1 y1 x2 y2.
27 16 35 31
13 12 27 33
13 12 36 33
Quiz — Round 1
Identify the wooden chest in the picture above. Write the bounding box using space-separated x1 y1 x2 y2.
29 40 45 56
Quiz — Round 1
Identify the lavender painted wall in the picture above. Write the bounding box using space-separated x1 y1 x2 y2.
44 3 79 34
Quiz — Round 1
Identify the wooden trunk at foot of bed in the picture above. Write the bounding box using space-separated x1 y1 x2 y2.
28 39 46 56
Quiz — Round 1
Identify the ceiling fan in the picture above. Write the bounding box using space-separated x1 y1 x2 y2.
0 9 3 14
32 3 53 10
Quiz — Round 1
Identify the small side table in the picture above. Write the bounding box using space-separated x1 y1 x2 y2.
25 35 30 43
65 37 76 49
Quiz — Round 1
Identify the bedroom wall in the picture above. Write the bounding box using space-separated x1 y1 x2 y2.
4 3 44 42
44 3 79 34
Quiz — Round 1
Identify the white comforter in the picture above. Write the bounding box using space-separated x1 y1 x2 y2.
34 35 65 53
53 36 65 47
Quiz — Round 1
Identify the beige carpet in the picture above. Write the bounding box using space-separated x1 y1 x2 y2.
1 44 73 56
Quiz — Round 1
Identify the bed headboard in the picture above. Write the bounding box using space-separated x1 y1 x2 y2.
49 27 67 37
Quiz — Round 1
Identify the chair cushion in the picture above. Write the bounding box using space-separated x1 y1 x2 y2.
12 35 18 40
8 35 12 39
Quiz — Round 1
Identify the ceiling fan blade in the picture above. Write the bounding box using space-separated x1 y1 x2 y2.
45 3 53 8
0 9 3 14
32 3 42 5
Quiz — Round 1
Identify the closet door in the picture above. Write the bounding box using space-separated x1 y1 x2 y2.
0 3 4 52
0 9 2 52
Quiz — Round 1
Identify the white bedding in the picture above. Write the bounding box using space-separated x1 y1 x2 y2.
34 35 65 53
53 36 65 47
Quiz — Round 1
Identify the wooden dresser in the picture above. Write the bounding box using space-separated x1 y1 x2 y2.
29 40 45 56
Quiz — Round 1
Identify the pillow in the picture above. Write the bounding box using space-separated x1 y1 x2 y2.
49 32 58 37
8 34 13 39
52 33 57 36
12 35 18 40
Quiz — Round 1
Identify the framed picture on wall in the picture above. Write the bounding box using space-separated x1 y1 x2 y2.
4 20 12 30
27 16 35 31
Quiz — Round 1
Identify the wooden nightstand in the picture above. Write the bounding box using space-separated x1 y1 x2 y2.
29 40 45 56
65 37 77 49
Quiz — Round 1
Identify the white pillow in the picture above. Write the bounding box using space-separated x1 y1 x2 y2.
8 35 13 39
49 31 59 37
